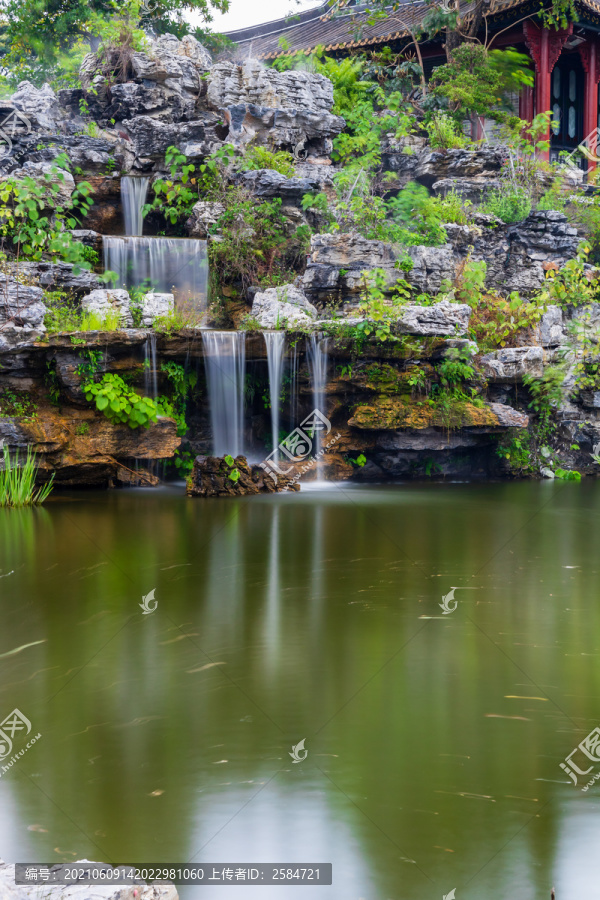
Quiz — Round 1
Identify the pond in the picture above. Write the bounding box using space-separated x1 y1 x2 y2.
1 482 599 899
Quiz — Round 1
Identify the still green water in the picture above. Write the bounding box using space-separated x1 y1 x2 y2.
1 482 599 899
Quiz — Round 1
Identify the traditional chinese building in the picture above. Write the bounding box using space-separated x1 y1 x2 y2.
226 0 600 164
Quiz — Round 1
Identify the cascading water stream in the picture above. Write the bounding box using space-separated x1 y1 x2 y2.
121 176 149 237
103 236 209 309
307 334 329 481
203 331 246 457
289 343 299 430
144 333 158 399
263 332 285 457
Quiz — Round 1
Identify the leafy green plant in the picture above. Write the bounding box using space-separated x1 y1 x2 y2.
357 268 411 342
75 422 90 435
0 444 54 507
0 152 94 265
84 373 162 429
0 389 37 420
159 361 197 436
238 146 295 177
555 467 582 481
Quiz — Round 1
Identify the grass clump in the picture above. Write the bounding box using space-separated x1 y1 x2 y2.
0 444 54 507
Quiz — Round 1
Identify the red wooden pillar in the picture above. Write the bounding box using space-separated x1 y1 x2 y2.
579 40 600 169
519 84 534 123
524 21 573 160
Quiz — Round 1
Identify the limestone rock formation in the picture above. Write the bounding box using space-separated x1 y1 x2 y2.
16 260 101 296
81 288 133 326
141 292 174 326
394 299 471 336
187 455 299 496
415 146 506 200
252 284 318 328
186 200 225 237
235 169 321 204
480 347 544 382
9 81 63 133
0 277 46 349
206 60 345 156
80 33 212 126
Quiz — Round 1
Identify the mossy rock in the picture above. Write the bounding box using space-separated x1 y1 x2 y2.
348 396 502 431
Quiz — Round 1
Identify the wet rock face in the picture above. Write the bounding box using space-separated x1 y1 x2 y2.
0 278 46 349
187 455 299 496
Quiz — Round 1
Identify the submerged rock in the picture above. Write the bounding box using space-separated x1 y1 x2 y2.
187 454 299 496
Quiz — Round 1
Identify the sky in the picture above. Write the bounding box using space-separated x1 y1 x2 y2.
197 0 323 34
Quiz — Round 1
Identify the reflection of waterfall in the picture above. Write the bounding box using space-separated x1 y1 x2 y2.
263 332 285 456
144 333 158 399
307 334 329 479
121 177 149 237
103 236 208 310
203 331 246 457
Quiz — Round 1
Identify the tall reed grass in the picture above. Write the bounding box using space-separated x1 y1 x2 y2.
0 444 54 507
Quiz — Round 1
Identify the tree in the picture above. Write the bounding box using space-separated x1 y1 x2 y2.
0 0 230 87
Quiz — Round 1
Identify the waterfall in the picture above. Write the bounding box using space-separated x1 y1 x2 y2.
144 333 158 399
263 331 285 457
289 343 299 430
307 334 329 480
121 177 149 236
103 236 209 310
203 331 246 457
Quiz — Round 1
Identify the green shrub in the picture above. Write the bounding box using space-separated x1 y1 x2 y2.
0 152 93 265
0 444 54 507
482 186 531 223
238 146 295 177
425 113 468 150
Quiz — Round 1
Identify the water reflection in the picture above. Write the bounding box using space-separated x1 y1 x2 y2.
0 484 600 898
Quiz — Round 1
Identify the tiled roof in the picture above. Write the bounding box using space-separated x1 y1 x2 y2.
224 0 592 60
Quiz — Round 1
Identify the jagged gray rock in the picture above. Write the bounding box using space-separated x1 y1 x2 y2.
16 261 100 296
81 288 133 326
186 200 225 237
236 169 321 204
480 346 545 382
80 33 211 126
252 284 318 328
121 113 221 160
207 60 345 156
141 292 173 325
415 146 506 200
9 81 63 132
0 278 46 349
395 299 471 336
